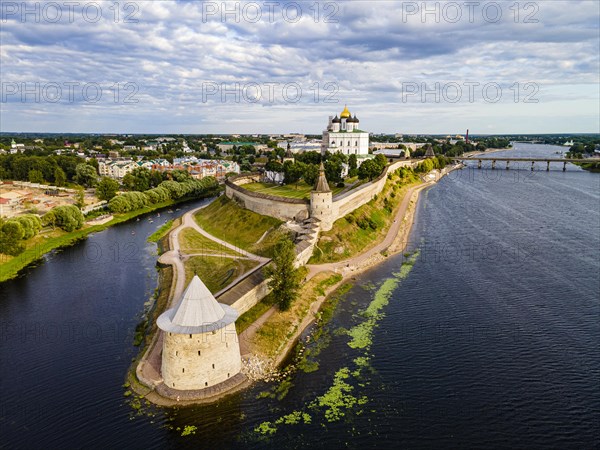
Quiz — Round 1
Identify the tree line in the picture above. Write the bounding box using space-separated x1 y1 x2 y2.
263 151 390 187
108 177 219 213
0 177 219 257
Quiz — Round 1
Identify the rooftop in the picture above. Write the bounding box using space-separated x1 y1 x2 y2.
157 275 239 334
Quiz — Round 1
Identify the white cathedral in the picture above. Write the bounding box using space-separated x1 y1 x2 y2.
321 105 370 157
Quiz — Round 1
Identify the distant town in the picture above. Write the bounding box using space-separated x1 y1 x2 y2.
0 131 598 221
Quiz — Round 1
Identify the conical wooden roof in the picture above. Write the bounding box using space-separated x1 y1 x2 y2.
313 162 331 193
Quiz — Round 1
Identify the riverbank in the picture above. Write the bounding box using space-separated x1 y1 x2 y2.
0 195 214 283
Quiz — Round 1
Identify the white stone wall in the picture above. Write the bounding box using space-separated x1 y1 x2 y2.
332 160 416 221
225 182 310 222
161 324 242 391
230 279 271 315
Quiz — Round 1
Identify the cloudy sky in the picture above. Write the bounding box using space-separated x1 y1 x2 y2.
1 0 599 134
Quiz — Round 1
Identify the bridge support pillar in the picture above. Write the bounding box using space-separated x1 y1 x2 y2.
531 161 535 171
563 162 567 172
506 160 510 170
547 161 550 171
478 160 482 169
492 160 496 170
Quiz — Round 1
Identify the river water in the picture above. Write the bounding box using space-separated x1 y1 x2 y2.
1 143 598 448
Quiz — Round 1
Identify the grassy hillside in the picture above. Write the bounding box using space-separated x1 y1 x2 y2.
184 255 259 293
194 196 285 257
309 167 421 264
179 228 242 256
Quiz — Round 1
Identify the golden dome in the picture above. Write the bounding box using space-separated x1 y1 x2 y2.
340 105 351 119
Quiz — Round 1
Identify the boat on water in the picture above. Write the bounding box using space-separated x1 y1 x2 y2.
167 209 174 213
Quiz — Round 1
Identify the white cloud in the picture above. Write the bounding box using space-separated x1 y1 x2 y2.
0 0 598 133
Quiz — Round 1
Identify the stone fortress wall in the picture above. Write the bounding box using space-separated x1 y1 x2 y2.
332 159 415 220
226 160 417 226
225 175 310 222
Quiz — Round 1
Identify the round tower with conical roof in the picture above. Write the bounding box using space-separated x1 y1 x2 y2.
310 162 333 231
157 275 242 391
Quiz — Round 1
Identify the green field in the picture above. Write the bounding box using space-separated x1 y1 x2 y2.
194 196 285 257
179 228 242 256
242 181 346 199
184 255 259 293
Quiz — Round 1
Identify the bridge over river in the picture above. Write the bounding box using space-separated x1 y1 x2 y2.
454 156 600 171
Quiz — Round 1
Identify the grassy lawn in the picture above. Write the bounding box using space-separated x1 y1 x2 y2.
243 181 345 199
194 196 285 257
309 167 421 264
179 228 242 257
251 269 339 358
183 255 259 293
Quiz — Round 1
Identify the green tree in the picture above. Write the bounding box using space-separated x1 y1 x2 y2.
0 219 25 255
358 159 380 180
283 161 303 187
303 163 319 186
74 187 86 209
325 154 345 183
96 177 120 201
170 169 191 182
42 205 84 232
74 163 98 187
54 166 66 187
11 214 42 239
265 159 283 172
348 154 358 177
28 169 44 184
264 237 301 311
123 167 152 191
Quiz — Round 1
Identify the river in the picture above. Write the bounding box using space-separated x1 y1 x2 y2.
1 143 598 448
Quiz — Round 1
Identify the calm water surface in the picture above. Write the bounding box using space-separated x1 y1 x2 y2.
1 143 598 448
